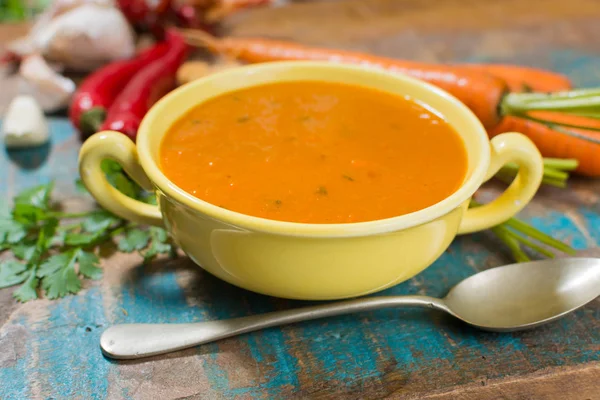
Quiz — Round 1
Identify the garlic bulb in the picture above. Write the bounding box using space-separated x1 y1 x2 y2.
35 3 136 71
2 96 50 149
9 0 115 57
8 0 135 72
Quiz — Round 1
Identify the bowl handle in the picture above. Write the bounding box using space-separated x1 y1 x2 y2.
457 132 543 235
78 131 164 227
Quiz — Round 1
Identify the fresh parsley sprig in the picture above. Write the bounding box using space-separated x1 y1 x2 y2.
0 160 175 302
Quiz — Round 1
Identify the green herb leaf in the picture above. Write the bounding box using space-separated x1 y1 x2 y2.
142 192 158 205
112 174 139 198
0 260 28 288
38 249 101 293
142 242 172 263
12 242 37 261
102 160 141 199
0 179 116 299
38 253 73 278
141 227 172 263
82 210 119 233
14 182 54 210
150 227 168 242
118 229 151 253
12 204 47 224
35 219 59 258
13 270 39 302
64 231 102 246
41 249 81 299
0 218 28 244
78 251 102 280
9 206 58 300
101 159 123 174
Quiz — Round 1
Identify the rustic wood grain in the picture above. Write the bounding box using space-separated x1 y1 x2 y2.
420 363 600 400
1 1 600 399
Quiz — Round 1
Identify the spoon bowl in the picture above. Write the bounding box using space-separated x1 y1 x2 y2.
443 258 600 331
101 258 600 359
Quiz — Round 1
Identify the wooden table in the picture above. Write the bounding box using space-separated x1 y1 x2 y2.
1 1 599 398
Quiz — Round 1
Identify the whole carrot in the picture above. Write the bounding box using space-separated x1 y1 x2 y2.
461 64 572 93
180 31 600 176
491 114 600 176
100 30 189 141
182 31 507 129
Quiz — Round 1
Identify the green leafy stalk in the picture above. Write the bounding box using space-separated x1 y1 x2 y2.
498 157 578 188
543 158 579 171
501 89 600 140
501 227 556 258
503 217 576 255
471 200 575 262
491 226 530 263
0 162 177 302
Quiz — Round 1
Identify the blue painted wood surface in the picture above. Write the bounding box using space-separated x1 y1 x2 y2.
2 10 600 400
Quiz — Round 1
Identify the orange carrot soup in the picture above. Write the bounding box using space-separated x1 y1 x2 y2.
160 81 468 223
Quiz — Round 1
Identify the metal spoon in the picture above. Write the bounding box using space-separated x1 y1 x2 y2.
101 258 600 360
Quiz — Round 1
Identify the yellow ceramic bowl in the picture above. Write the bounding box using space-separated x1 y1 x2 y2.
79 61 543 300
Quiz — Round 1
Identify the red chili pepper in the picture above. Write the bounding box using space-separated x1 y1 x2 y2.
69 42 170 138
100 30 189 141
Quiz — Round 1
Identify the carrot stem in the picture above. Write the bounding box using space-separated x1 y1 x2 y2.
541 177 567 188
502 227 557 258
543 158 579 171
491 225 531 262
509 97 600 111
498 158 575 187
506 88 600 102
543 168 568 181
496 171 566 188
502 90 600 140
503 218 576 255
470 199 576 262
503 164 568 180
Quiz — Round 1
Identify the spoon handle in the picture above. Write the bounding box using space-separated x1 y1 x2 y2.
100 296 447 359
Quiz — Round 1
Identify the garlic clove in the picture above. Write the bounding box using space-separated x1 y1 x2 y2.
2 95 50 149
18 54 75 112
19 54 75 95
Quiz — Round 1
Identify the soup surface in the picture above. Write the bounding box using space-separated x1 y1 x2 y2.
160 81 468 223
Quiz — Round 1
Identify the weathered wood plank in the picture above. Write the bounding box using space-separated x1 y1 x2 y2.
420 363 600 400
